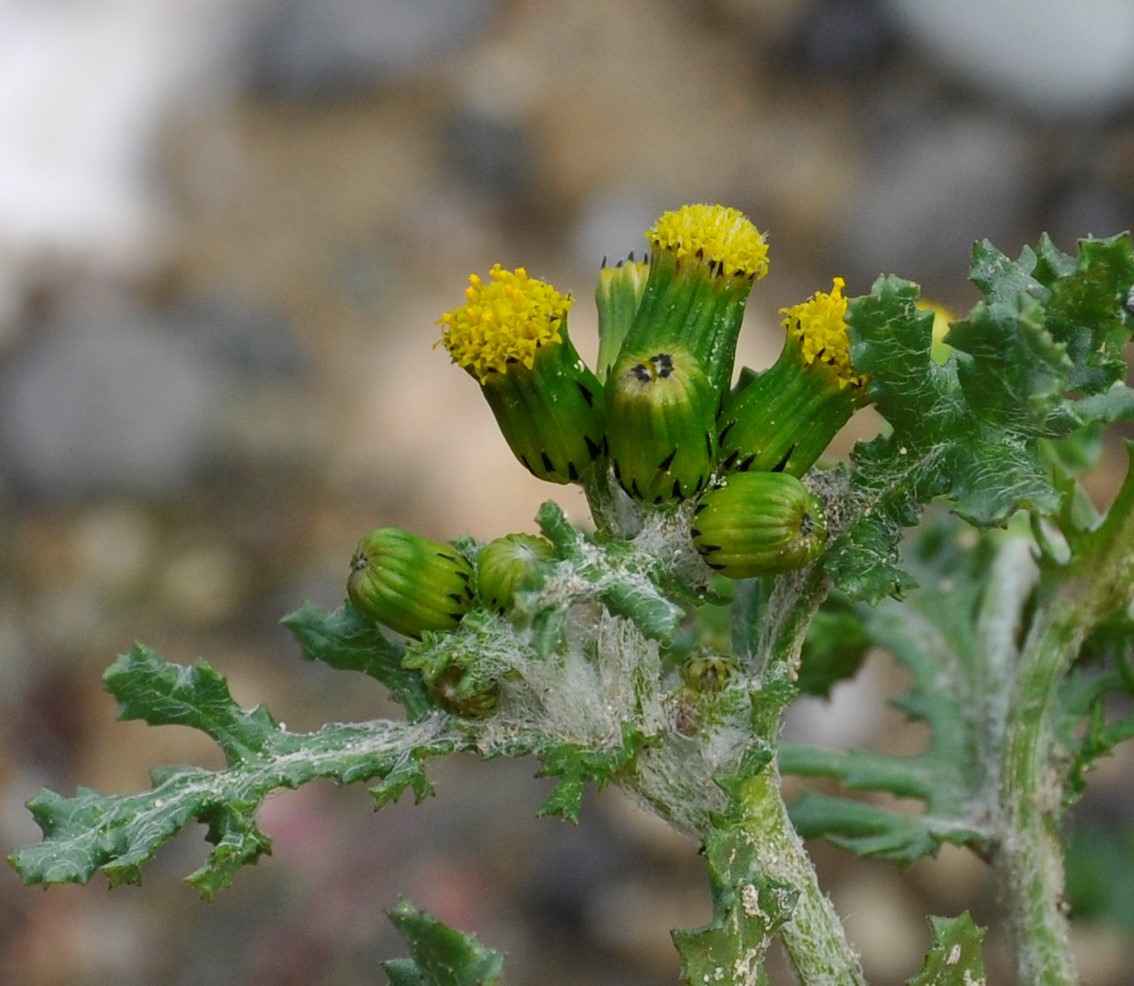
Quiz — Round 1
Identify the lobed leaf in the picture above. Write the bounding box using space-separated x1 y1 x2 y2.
831 234 1134 603
782 518 1007 862
10 646 464 897
530 723 650 824
282 601 434 720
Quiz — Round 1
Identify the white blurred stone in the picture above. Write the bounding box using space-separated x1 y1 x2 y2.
0 0 264 328
840 116 1034 291
885 0 1134 115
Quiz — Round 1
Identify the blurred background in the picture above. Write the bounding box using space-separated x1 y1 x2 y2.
2 1 1133 983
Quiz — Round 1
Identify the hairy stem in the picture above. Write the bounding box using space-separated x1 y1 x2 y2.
742 765 867 985
995 446 1134 985
995 599 1081 986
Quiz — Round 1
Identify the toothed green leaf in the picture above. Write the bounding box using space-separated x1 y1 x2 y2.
532 723 649 824
907 913 987 986
282 601 434 720
384 898 504 986
782 518 1005 862
831 234 1134 603
10 645 463 897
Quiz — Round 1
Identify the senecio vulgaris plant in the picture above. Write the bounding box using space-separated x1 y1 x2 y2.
11 204 1134 985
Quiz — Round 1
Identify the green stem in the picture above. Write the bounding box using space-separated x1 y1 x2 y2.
995 600 1081 986
741 765 867 985
995 445 1134 985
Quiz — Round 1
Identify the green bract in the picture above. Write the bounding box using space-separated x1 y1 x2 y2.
595 254 649 381
347 528 475 639
691 472 827 577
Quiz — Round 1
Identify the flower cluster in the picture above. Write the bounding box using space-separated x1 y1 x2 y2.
345 204 869 702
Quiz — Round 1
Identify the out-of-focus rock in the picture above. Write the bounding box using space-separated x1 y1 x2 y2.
883 0 1134 116
569 189 664 271
838 116 1035 292
248 0 496 100
0 0 266 337
0 298 229 501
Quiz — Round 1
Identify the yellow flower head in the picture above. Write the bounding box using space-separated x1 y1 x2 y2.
648 204 770 281
780 277 863 389
437 264 573 384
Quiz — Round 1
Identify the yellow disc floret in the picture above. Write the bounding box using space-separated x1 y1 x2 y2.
648 204 770 281
437 264 573 384
780 277 862 389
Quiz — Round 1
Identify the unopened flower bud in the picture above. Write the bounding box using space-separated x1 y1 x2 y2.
422 662 500 718
476 533 556 613
595 253 650 380
347 528 474 639
681 653 740 693
691 472 827 578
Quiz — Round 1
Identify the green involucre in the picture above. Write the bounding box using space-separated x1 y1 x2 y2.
480 334 606 485
720 342 865 477
595 254 649 381
605 346 718 503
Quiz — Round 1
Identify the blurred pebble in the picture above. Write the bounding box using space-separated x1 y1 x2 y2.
1073 923 1133 985
786 0 896 79
883 0 1134 116
249 0 495 100
525 816 628 935
71 503 159 596
585 875 703 976
1047 182 1133 248
833 869 926 981
783 653 895 750
0 0 264 335
839 116 1035 292
156 541 248 625
177 294 308 380
443 110 535 204
0 298 229 501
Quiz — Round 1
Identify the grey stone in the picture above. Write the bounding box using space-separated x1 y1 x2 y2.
883 0 1134 116
839 116 1036 292
249 0 495 99
570 190 665 271
0 301 230 500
